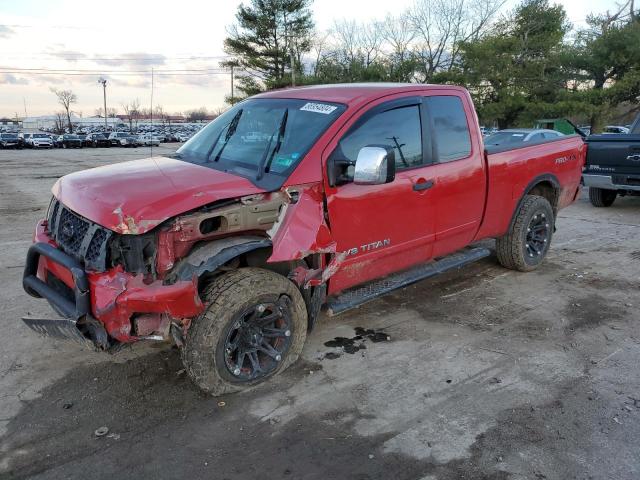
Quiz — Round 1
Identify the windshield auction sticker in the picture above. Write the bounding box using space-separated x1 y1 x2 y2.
300 102 338 115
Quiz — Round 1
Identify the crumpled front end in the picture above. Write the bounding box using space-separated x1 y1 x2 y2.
23 215 204 349
23 182 344 349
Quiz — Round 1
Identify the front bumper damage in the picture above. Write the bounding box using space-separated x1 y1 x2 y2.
23 220 204 349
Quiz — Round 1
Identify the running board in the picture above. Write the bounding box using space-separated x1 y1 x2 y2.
326 247 491 316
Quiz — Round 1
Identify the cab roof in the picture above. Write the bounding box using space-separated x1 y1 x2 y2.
254 83 467 106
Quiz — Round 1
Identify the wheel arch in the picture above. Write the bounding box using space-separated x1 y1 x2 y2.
166 236 323 330
508 174 561 232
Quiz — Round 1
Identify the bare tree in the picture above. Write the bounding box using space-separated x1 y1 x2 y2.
51 88 77 133
408 0 504 81
121 99 141 133
186 107 209 123
382 13 416 61
333 20 361 66
53 112 66 135
310 31 332 76
154 105 166 125
359 21 384 67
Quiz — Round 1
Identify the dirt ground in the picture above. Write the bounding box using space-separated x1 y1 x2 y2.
1 146 639 480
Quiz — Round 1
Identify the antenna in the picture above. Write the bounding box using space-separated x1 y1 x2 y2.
22 97 28 118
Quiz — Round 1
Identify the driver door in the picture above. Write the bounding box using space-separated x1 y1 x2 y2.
323 96 437 294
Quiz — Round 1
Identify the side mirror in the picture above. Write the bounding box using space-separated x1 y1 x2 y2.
353 146 395 185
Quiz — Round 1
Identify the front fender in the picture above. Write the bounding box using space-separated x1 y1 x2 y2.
166 236 271 283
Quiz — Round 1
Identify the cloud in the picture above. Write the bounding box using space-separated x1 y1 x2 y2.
47 50 87 62
92 53 167 67
0 25 15 39
0 73 29 85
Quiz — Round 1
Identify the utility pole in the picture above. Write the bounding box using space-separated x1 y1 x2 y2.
22 97 28 118
98 78 108 131
290 49 295 87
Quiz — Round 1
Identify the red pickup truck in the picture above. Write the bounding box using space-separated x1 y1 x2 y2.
23 84 585 394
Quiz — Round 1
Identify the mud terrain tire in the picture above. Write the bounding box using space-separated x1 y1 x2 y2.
182 268 308 395
496 195 554 272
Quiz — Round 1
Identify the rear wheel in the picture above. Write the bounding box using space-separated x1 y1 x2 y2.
588 187 617 207
182 268 308 395
496 195 554 272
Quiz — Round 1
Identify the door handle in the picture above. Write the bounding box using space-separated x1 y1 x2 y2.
413 180 434 191
627 155 640 161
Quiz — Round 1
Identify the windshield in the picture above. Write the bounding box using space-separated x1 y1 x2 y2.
176 98 345 189
1 134 18 139
484 132 527 145
33 134 49 138
65 135 79 139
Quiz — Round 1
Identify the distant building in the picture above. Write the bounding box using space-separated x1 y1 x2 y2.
118 114 186 124
21 115 124 132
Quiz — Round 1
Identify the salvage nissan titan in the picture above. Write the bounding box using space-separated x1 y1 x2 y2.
23 84 586 394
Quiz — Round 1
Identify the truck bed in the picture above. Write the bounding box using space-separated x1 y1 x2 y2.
475 135 586 240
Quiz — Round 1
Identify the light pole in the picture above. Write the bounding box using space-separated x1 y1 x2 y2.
98 78 108 131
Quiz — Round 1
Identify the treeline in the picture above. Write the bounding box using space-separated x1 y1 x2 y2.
224 0 640 131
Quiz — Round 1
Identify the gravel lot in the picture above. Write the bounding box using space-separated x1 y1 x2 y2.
1 146 639 480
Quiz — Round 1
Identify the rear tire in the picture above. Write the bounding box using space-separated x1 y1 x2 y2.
588 187 617 207
182 268 308 396
496 195 554 272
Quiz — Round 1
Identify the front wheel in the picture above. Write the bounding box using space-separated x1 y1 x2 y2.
496 195 554 272
588 187 617 207
182 268 308 395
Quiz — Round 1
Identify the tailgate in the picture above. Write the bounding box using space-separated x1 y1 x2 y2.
586 134 640 174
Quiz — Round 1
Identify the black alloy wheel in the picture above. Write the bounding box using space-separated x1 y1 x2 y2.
223 297 293 382
525 211 550 259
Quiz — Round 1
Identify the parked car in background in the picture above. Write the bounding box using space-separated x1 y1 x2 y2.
138 133 161 146
603 125 630 134
77 134 92 148
484 129 564 147
108 132 139 147
26 133 53 149
55 134 83 149
577 125 592 136
22 133 33 147
86 133 111 147
0 133 22 149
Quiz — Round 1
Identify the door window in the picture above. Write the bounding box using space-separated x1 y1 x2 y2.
425 96 471 162
334 105 423 177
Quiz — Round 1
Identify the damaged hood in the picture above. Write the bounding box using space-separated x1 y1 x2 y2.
52 156 265 234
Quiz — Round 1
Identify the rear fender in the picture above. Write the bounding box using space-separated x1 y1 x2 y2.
508 174 560 232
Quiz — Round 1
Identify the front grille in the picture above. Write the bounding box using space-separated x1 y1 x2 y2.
47 198 112 271
57 208 91 253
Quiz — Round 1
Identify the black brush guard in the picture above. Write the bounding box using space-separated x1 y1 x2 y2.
22 242 105 347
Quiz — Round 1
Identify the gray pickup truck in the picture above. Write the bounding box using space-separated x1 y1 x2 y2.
583 115 640 207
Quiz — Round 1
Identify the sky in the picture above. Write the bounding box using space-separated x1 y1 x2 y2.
0 0 621 118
